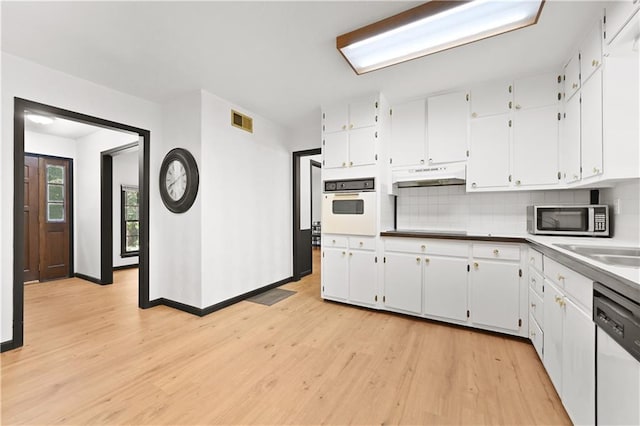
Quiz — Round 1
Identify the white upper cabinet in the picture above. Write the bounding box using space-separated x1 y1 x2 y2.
323 132 349 169
323 104 349 134
581 68 604 179
467 115 511 189
470 79 512 118
513 73 561 111
512 105 560 187
390 99 426 167
349 98 378 130
349 127 377 167
581 20 603 84
604 0 640 45
564 54 581 101
427 90 469 164
560 92 582 184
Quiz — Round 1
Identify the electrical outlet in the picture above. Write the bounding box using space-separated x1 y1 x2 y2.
614 198 621 214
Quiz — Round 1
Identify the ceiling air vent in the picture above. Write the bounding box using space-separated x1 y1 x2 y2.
231 110 253 133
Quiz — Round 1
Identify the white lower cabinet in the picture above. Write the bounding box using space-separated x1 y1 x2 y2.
322 247 349 300
322 236 377 306
469 259 521 332
383 252 422 314
424 255 468 322
540 263 595 426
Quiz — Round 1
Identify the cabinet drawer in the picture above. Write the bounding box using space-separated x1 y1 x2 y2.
529 313 544 361
529 267 544 298
323 235 348 248
349 236 376 251
544 257 593 313
528 248 543 272
384 238 429 253
472 243 520 261
424 241 469 257
529 287 544 330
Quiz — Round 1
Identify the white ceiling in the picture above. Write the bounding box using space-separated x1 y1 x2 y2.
2 1 606 131
24 115 101 140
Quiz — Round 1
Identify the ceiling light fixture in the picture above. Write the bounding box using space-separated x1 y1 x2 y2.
26 113 56 125
337 0 545 75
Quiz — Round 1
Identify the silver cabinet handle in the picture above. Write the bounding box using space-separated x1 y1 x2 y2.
421 245 426 250
425 258 430 264
531 302 536 308
471 182 477 188
416 257 421 263
420 159 425 164
493 249 500 256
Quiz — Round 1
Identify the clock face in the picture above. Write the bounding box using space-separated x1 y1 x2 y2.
165 160 187 201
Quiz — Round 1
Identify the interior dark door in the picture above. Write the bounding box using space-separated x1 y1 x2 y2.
39 157 71 281
24 155 40 282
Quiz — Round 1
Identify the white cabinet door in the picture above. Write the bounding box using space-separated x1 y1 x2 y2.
424 255 468 322
564 54 581 101
581 68 603 179
384 253 422 314
514 72 560 110
581 20 603 85
469 260 520 331
349 250 377 306
512 105 559 186
390 99 426 167
350 98 378 130
562 298 595 426
323 104 348 134
322 248 348 300
349 127 377 167
468 115 511 189
427 90 469 164
605 1 640 44
543 280 564 396
323 131 348 169
470 79 512 118
560 92 582 183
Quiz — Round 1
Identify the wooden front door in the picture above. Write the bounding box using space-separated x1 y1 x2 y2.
24 155 40 282
38 157 72 281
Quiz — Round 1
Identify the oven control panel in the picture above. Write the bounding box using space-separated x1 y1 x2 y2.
324 177 375 192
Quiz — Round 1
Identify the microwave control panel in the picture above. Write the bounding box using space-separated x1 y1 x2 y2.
595 207 607 232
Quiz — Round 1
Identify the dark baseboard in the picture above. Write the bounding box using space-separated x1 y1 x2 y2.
152 276 294 317
74 273 106 285
113 264 139 271
1 339 19 353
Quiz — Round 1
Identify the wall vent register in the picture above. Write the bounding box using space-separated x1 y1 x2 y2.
231 110 253 133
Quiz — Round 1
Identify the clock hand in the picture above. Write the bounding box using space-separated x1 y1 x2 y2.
167 172 186 188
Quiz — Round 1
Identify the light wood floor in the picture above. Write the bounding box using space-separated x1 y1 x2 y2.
2 250 570 425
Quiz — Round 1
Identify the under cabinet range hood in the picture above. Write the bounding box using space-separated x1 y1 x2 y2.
392 164 466 188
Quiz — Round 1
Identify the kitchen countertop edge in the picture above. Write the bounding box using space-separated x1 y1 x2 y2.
380 230 640 304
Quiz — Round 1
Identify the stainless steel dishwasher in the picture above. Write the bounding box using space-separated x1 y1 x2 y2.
593 282 640 425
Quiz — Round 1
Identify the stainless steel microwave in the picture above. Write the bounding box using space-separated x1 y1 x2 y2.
527 205 610 237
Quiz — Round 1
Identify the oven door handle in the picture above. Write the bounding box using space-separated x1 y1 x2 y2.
332 193 360 197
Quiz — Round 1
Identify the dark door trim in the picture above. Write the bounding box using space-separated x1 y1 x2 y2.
292 148 321 281
24 153 75 282
5 97 151 352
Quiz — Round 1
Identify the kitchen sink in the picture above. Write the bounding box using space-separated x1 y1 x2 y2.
554 244 640 268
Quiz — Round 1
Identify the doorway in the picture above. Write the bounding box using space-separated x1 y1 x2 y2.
7 98 152 352
23 154 74 283
292 148 322 281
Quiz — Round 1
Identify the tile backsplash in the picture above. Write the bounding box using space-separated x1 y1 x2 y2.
396 185 592 235
601 179 640 245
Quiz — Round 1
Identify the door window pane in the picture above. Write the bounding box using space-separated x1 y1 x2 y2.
48 203 64 222
46 165 64 184
121 185 140 255
48 184 64 202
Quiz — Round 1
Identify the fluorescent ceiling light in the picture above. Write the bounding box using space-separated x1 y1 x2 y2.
26 113 56 125
337 0 545 75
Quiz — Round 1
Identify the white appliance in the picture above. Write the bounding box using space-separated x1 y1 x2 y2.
322 177 377 236
391 163 466 188
593 282 640 425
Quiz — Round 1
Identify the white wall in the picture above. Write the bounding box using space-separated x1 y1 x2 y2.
1 53 163 343
156 91 202 308
396 186 592 235
25 130 77 159
201 90 292 308
312 163 321 224
112 149 139 268
601 179 640 245
74 129 139 278
300 154 321 230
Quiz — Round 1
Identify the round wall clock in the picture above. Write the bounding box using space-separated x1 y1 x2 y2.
159 148 199 213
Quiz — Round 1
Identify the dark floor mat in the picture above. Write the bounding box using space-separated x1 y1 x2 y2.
246 288 296 306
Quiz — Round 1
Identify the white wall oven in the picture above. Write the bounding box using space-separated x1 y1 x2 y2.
322 178 377 236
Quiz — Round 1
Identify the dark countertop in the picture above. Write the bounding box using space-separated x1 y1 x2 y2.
380 230 640 304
